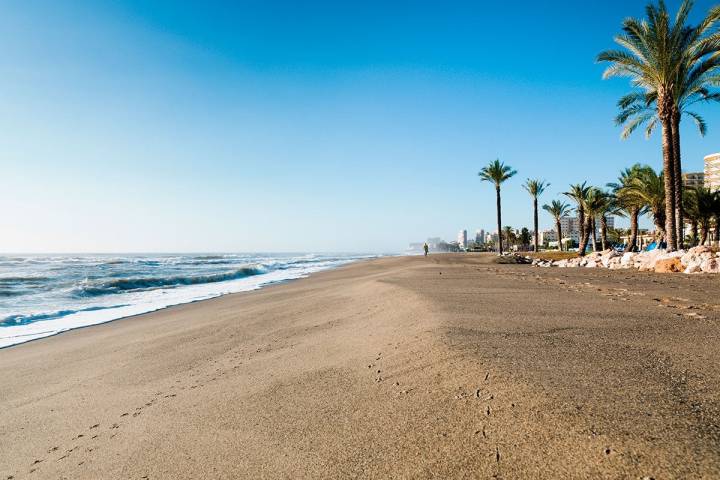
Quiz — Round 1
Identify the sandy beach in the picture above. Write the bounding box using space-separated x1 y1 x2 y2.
1 254 720 479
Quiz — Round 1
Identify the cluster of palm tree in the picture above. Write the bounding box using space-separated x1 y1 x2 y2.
478 1 720 256
481 158 720 256
684 185 720 245
597 0 720 251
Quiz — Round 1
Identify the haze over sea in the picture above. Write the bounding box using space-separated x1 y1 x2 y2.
0 253 378 348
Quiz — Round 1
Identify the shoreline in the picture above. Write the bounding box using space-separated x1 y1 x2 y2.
2 254 719 478
0 254 383 350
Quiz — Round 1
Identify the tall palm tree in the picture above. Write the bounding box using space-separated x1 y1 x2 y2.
623 167 667 242
542 200 571 251
583 188 612 252
563 182 591 256
608 164 650 251
523 179 549 253
479 159 517 255
614 86 720 248
597 0 720 250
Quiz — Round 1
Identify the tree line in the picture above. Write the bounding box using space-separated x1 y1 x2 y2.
480 0 720 256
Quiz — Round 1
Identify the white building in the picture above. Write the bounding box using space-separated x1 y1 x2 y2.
559 216 580 236
558 215 614 241
457 230 468 249
705 153 720 191
683 171 704 189
539 229 557 244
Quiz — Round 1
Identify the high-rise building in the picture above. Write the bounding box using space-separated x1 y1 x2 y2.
559 216 580 237
475 229 485 244
683 172 704 189
705 153 720 191
457 229 468 249
539 229 557 244
605 216 615 230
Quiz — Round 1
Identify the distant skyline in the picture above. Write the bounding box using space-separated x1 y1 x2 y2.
1 1 719 253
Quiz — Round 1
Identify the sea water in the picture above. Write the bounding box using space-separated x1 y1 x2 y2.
0 253 378 348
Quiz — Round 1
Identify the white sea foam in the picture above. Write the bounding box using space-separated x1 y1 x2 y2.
0 253 379 348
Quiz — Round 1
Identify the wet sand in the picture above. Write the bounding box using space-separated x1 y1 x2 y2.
1 254 720 479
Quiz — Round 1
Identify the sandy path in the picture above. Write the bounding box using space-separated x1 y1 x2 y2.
1 254 719 479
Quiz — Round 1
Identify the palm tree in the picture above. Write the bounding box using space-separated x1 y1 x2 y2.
596 191 617 251
623 167 667 242
583 187 612 252
608 164 650 251
597 0 720 250
479 159 517 255
543 200 571 251
615 90 719 248
523 179 549 252
503 226 516 252
683 187 700 245
685 186 718 245
563 182 591 256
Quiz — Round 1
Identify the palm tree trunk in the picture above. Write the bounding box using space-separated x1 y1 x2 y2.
533 198 539 252
556 220 563 251
654 219 665 243
600 215 608 251
496 186 502 255
591 217 598 252
660 100 677 251
629 208 639 252
701 223 708 245
691 220 698 246
671 111 684 250
578 211 589 257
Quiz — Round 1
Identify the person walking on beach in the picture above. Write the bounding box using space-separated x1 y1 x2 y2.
423 243 429 256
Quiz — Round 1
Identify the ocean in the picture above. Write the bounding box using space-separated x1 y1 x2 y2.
0 253 379 348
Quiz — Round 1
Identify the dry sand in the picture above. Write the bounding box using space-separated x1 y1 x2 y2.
1 254 720 479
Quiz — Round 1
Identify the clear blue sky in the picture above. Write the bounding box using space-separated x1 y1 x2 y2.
1 0 719 253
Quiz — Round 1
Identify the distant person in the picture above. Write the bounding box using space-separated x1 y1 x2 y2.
423 243 429 256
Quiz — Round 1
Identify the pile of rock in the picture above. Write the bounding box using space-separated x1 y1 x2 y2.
530 246 720 274
496 253 532 264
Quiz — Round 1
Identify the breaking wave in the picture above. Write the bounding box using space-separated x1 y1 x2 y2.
74 266 267 296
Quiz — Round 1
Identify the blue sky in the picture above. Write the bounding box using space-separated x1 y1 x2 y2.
1 0 719 252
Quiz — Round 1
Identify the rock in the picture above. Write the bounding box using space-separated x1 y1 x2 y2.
620 252 636 267
683 255 703 273
600 250 621 267
654 257 683 273
649 250 682 270
690 245 712 254
701 257 720 273
684 264 702 274
680 251 696 267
